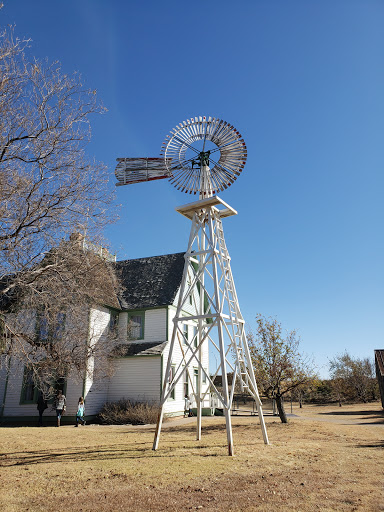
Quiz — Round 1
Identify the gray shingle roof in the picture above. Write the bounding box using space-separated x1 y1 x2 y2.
115 252 185 310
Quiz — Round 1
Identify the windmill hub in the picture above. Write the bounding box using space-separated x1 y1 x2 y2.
192 150 211 169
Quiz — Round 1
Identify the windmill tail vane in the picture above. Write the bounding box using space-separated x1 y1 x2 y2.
115 157 170 186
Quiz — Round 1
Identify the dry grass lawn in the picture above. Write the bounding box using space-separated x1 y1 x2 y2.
0 402 383 511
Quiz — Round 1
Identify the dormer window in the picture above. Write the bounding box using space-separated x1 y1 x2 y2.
128 312 144 340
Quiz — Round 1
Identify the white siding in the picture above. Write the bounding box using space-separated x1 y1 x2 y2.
1 265 210 420
144 309 166 342
161 338 185 415
83 377 109 416
82 305 111 415
0 305 113 419
1 359 83 418
107 357 161 403
172 266 200 316
62 373 83 416
163 306 210 415
1 362 27 417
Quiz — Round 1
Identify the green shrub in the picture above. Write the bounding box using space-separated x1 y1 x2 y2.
98 398 163 425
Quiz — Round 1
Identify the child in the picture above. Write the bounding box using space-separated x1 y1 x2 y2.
75 397 86 426
54 390 66 427
184 394 192 418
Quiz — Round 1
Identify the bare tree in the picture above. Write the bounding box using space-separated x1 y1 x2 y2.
2 236 123 397
247 314 317 423
0 28 115 296
0 28 121 394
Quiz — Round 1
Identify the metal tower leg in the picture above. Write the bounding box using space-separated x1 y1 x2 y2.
196 223 205 441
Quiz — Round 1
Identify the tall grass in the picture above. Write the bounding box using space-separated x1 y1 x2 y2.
98 398 162 425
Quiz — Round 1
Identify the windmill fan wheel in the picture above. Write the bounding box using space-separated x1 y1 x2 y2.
161 116 247 195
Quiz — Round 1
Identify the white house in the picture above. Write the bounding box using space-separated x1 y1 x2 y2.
0 252 210 424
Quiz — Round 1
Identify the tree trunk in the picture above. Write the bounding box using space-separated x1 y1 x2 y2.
275 394 288 423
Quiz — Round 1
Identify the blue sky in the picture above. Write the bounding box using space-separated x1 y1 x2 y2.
2 1 383 377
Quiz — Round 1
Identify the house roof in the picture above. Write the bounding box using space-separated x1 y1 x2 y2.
1 251 186 314
115 252 185 310
114 341 167 357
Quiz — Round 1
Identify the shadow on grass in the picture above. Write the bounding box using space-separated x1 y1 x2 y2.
0 441 231 467
318 410 384 424
355 440 384 448
111 422 260 436
355 420 384 425
319 410 383 417
112 424 232 436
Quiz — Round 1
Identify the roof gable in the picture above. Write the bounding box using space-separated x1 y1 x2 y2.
115 252 185 310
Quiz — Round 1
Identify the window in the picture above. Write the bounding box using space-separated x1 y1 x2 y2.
109 311 119 334
169 365 176 400
194 368 199 390
193 326 198 348
50 377 67 400
36 311 65 344
183 368 189 397
183 323 188 344
187 277 193 305
20 366 67 405
128 312 144 340
53 312 65 339
37 315 49 341
20 367 38 404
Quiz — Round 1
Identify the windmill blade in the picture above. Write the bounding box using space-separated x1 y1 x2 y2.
115 158 170 186
161 116 247 195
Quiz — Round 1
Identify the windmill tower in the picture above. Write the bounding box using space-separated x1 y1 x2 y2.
116 116 269 455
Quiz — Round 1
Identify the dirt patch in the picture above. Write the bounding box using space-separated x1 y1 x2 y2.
0 402 383 511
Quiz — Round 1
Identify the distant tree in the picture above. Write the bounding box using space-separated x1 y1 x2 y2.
247 314 317 423
329 352 378 403
309 379 333 404
291 379 317 408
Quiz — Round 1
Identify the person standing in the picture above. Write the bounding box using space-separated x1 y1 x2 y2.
54 390 66 427
75 397 86 427
37 392 48 427
184 394 192 417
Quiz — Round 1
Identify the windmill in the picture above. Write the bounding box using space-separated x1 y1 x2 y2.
116 116 269 455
